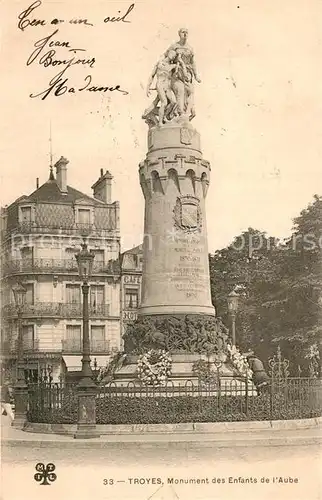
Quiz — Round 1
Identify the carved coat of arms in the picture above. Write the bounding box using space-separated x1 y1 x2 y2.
173 196 202 233
180 128 195 145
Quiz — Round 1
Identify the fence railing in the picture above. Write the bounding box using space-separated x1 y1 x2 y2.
27 377 322 425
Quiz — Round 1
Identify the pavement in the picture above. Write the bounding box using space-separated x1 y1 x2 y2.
2 413 322 449
2 414 322 500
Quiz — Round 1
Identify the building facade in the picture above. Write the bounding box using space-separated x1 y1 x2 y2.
120 245 143 342
1 158 122 383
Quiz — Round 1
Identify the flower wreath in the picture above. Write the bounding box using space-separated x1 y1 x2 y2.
226 344 252 378
137 349 172 386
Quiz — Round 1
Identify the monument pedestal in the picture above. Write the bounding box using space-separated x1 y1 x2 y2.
139 123 215 318
110 354 255 395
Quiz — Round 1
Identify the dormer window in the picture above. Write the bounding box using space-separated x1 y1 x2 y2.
19 206 34 227
74 203 94 230
78 209 90 225
21 207 31 222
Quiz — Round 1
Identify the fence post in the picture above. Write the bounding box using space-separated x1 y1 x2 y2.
12 384 28 429
74 385 98 439
245 375 249 416
217 374 221 410
270 378 274 420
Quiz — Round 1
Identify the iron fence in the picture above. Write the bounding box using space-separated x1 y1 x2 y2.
28 382 78 424
27 376 322 425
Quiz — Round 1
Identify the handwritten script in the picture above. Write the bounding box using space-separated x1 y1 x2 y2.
17 1 134 100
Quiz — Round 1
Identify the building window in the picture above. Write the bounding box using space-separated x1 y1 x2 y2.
20 247 34 271
65 248 78 270
125 289 139 309
92 250 105 272
65 248 78 259
92 250 104 262
77 209 91 226
65 325 81 350
90 285 104 309
66 284 81 304
21 246 33 261
20 206 32 223
22 325 35 350
24 283 34 305
91 325 106 351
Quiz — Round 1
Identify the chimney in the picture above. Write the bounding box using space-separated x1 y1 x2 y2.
55 156 69 193
36 178 39 189
91 169 113 203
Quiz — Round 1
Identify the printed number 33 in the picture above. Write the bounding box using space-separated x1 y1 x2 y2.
103 479 114 485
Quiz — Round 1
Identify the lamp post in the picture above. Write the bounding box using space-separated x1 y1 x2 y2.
74 242 98 439
227 290 239 346
12 283 27 428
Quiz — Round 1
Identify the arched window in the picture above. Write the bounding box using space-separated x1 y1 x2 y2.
151 170 164 194
186 169 196 194
168 168 180 192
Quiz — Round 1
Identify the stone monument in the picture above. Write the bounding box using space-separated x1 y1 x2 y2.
114 30 253 389
139 28 214 317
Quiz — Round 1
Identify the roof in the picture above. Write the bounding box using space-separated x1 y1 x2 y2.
122 244 143 256
18 179 103 205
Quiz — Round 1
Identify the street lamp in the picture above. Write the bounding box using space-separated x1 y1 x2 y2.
12 284 27 385
75 242 95 385
227 290 239 346
12 283 27 428
74 242 98 439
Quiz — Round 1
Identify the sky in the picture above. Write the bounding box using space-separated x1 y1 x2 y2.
1 0 321 253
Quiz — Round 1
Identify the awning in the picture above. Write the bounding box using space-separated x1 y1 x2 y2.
91 356 111 369
62 356 83 371
62 355 111 371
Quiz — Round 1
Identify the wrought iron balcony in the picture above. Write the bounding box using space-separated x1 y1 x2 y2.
2 258 120 277
4 339 63 360
7 339 60 354
6 220 119 236
3 340 38 354
62 339 111 354
2 302 111 319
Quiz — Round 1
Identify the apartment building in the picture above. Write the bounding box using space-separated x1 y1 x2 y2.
1 157 121 382
120 244 143 341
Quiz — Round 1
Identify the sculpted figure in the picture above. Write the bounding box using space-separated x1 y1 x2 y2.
166 28 201 120
142 50 178 126
142 29 201 126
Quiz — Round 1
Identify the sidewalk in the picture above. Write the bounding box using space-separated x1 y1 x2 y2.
2 414 322 449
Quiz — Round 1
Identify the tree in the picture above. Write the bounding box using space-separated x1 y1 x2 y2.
209 228 281 360
263 195 322 372
209 195 322 374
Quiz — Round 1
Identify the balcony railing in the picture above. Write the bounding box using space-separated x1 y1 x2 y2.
5 340 61 356
2 302 111 319
5 221 118 237
62 339 111 353
5 339 41 353
2 258 120 277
